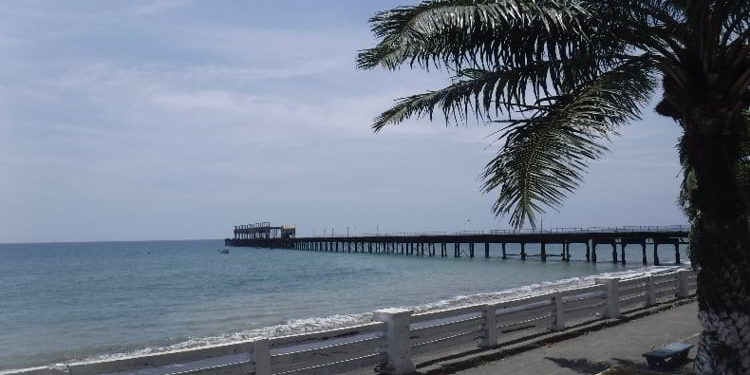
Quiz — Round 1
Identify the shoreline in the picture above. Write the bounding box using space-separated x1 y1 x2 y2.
8 265 687 371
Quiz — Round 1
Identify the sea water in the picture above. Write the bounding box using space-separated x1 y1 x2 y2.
0 240 688 370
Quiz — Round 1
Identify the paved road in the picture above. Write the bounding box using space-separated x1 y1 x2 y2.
453 302 700 375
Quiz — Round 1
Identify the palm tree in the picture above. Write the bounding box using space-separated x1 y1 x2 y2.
357 1 749 373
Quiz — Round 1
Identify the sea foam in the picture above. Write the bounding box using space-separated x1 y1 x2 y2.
82 265 685 363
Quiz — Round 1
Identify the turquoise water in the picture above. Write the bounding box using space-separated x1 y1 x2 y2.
0 240 687 370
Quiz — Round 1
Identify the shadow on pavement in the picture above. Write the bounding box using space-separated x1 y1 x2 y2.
544 357 609 374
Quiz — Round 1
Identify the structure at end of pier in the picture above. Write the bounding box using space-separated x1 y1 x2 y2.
234 221 296 240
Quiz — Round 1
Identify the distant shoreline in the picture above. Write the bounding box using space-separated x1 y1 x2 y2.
0 238 223 246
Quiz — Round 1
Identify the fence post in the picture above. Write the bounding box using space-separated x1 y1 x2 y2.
253 339 271 375
480 303 498 348
646 276 656 306
550 292 566 330
373 308 415 375
676 270 690 298
596 277 620 318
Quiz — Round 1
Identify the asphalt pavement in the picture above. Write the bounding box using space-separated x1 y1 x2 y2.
450 302 700 375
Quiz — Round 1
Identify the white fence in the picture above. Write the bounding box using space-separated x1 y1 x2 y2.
3 270 697 375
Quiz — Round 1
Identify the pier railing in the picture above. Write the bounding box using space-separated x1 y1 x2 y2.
3 269 696 375
333 225 689 238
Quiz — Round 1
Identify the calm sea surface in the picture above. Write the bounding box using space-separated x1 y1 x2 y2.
0 239 687 370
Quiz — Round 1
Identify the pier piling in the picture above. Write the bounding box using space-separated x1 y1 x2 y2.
592 242 598 263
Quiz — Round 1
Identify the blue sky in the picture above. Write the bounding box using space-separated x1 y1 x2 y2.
0 1 686 242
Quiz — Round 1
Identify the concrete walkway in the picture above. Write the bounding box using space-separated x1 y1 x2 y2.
452 302 700 375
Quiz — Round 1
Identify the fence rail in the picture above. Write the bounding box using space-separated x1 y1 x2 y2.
2 269 697 375
315 225 689 238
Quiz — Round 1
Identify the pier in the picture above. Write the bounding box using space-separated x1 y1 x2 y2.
225 224 689 266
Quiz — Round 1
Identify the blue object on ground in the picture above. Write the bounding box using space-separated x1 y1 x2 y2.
642 342 693 370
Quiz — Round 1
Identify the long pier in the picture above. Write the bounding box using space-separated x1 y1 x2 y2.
225 225 689 266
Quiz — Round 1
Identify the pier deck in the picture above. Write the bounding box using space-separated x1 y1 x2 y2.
226 226 689 266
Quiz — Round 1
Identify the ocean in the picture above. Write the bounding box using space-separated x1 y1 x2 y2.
0 239 688 371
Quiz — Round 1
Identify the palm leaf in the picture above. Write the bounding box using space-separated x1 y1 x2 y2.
357 0 604 73
357 0 647 109
372 54 622 131
482 59 656 228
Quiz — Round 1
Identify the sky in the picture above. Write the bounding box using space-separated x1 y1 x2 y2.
0 1 687 242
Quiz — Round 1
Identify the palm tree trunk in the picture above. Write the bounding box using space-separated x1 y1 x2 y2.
683 119 750 374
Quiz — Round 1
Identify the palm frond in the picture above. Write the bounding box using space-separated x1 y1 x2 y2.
372 54 620 131
357 0 602 72
482 59 656 228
